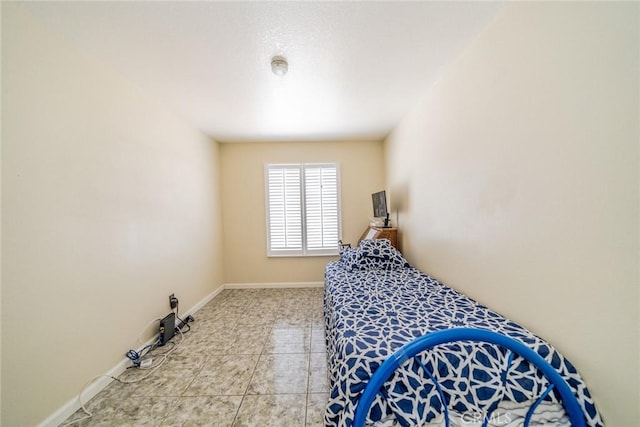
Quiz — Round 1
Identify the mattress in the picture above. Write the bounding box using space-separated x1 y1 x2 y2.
323 248 602 427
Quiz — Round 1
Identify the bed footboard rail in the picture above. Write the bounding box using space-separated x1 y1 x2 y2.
353 328 586 427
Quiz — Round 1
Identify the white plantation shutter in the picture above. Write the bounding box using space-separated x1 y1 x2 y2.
266 163 341 256
266 165 303 254
305 165 339 252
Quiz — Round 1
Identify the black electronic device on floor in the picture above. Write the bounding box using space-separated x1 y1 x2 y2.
158 312 175 346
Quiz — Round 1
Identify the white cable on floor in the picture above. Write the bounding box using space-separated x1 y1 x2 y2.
60 319 186 426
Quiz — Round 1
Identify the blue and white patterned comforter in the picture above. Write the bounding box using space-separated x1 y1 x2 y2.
323 255 603 427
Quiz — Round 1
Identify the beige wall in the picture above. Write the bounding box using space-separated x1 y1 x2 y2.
221 140 385 284
1 5 224 425
0 3 3 423
385 2 638 425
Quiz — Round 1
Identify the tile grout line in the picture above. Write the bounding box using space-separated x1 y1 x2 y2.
304 321 313 427
231 294 266 426
231 293 277 426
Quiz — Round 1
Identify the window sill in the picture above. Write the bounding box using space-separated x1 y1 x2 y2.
267 252 339 258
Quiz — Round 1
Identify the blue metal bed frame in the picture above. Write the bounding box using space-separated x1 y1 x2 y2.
353 328 586 427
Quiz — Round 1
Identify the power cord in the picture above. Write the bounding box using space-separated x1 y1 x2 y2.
173 299 193 333
61 318 186 426
120 327 182 378
125 340 158 367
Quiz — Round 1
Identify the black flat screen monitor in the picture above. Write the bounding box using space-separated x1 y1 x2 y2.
372 191 390 227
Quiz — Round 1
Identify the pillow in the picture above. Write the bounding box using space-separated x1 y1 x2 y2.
338 247 361 271
358 239 396 259
340 239 410 271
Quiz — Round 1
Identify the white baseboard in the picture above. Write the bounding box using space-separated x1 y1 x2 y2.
186 286 225 314
224 281 323 289
39 340 153 427
38 285 225 427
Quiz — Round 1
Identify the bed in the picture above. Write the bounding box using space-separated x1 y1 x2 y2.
323 239 603 427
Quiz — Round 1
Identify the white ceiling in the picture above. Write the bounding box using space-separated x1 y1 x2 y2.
20 1 505 142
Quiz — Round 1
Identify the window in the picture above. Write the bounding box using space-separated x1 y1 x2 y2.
265 163 341 256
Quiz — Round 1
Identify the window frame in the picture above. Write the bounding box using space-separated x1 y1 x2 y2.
264 162 342 257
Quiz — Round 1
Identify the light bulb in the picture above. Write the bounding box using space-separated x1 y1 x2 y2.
271 56 288 76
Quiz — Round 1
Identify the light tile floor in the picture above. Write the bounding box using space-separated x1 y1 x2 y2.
63 288 329 426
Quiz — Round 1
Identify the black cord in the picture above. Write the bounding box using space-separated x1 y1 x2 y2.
175 302 192 333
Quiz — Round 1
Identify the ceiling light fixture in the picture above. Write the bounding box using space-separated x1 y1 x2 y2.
271 55 288 76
